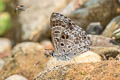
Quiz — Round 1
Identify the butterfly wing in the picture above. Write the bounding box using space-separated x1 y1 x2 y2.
50 12 67 56
50 12 91 60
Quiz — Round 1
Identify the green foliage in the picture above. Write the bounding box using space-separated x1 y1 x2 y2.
0 0 5 12
0 12 12 35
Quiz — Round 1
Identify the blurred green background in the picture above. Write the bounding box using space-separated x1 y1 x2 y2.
0 0 11 36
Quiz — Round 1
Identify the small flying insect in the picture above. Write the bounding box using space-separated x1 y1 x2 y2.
15 5 25 13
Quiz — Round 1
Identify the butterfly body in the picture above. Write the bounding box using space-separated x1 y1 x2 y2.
50 12 91 60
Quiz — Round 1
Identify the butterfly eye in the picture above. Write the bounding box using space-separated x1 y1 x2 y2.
52 13 58 16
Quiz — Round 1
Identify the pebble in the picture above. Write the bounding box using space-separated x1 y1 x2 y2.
0 38 11 58
102 16 120 37
5 75 28 80
87 22 103 35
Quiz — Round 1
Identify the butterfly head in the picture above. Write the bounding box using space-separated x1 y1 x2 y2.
51 12 67 21
51 12 60 21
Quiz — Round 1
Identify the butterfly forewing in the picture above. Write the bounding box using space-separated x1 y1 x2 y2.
50 12 91 60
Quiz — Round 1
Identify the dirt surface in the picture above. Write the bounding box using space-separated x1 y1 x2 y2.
35 60 120 80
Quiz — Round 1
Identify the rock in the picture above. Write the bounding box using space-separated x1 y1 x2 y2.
102 16 120 38
46 51 101 69
18 0 70 41
0 38 12 58
5 74 28 80
40 40 54 57
64 0 88 12
74 0 88 9
112 28 120 42
118 0 120 4
89 35 120 47
0 42 49 80
91 47 120 60
63 0 120 30
0 58 5 71
87 22 103 35
40 40 54 50
112 28 120 40
34 60 120 80
89 35 120 60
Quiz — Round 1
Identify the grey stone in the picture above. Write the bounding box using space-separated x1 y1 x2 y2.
5 75 28 80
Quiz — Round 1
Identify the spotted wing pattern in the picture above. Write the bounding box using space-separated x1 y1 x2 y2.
50 12 91 60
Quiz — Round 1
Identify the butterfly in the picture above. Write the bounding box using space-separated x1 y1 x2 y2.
50 12 91 60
